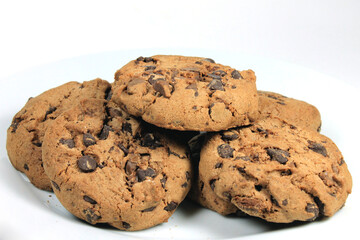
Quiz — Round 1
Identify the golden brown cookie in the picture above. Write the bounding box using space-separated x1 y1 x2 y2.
6 79 111 190
112 55 258 131
258 91 321 132
197 117 352 223
42 99 192 231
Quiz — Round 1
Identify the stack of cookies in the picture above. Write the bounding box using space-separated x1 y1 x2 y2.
6 55 352 231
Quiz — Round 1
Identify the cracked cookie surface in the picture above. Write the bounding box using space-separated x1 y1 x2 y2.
42 99 192 231
258 91 322 132
112 55 258 131
6 79 111 190
197 117 352 223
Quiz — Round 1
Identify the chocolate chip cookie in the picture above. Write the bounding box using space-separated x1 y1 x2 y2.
112 55 258 131
42 99 192 231
6 79 111 190
197 117 352 223
258 91 322 132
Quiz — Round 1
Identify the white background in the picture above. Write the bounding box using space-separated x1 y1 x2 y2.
0 1 359 240
0 0 359 89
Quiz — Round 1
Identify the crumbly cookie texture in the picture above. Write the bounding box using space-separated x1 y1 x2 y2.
42 99 192 231
258 91 322 132
112 55 259 131
198 117 352 223
6 79 111 190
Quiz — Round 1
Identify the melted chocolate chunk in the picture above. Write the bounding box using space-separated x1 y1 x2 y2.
266 148 290 164
209 179 216 190
98 125 113 140
77 155 97 172
125 160 137 175
160 175 167 188
83 195 97 204
217 144 234 158
221 132 239 141
83 133 96 147
118 143 129 156
43 106 57 121
153 80 172 98
141 206 156 212
136 167 156 182
215 162 223 168
141 133 162 149
23 163 29 171
308 141 328 157
83 209 101 223
231 70 242 79
208 79 224 91
145 65 156 71
203 58 215 63
164 201 178 211
10 117 23 133
305 203 319 221
185 83 198 90
105 87 112 101
122 221 131 229
122 122 132 134
51 180 60 191
59 138 75 148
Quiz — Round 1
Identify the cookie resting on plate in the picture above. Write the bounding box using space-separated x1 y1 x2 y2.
42 99 192 231
6 78 111 190
112 55 258 131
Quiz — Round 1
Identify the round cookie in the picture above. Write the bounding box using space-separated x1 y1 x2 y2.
112 55 259 131
258 91 322 132
6 79 111 191
42 99 192 231
198 117 352 223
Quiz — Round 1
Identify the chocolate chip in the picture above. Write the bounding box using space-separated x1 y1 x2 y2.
83 133 96 147
51 181 60 191
267 94 279 100
43 106 57 121
153 80 172 98
282 199 288 206
203 58 215 63
209 179 216 190
122 222 131 229
98 125 113 140
105 87 112 101
144 57 155 63
10 117 23 133
305 203 319 221
145 65 156 71
141 133 162 149
308 141 328 157
215 162 223 168
136 56 144 62
141 206 156 212
122 122 132 134
195 61 203 65
164 201 178 211
59 138 75 148
77 155 97 172
136 167 156 182
208 79 224 91
125 161 137 175
280 169 292 176
221 132 239 141
83 209 101 223
23 163 29 171
148 75 156 85
235 156 251 161
83 195 97 204
276 101 286 105
181 182 188 188
231 70 242 79
117 143 129 156
266 148 290 164
32 140 42 147
160 176 167 189
217 144 234 158
255 185 262 191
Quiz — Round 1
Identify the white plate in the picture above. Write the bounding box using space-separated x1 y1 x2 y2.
0 49 359 240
